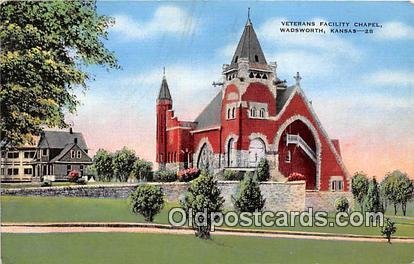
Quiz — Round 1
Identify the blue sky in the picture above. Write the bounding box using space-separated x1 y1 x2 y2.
70 1 414 178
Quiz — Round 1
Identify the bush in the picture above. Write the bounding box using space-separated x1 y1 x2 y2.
234 175 265 213
76 178 87 185
257 158 270 181
287 172 305 182
41 180 52 187
68 170 80 182
351 172 369 211
181 172 224 239
177 168 200 182
129 184 165 222
223 170 244 181
154 169 177 182
335 197 350 213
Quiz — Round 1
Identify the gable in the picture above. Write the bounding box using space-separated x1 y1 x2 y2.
51 144 92 163
194 91 223 130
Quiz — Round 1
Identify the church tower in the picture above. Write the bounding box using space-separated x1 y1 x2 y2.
156 71 172 169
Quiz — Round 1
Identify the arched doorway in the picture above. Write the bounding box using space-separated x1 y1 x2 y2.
276 119 319 190
197 143 214 171
227 138 236 167
248 138 265 167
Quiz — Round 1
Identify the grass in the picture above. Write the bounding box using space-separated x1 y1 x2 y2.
2 233 414 264
2 196 414 237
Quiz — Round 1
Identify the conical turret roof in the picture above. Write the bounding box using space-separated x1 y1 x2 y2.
157 76 172 101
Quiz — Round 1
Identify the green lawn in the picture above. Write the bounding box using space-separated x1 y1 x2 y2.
2 196 414 237
2 233 414 264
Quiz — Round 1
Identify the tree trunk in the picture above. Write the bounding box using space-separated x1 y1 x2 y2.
402 202 406 216
394 203 397 215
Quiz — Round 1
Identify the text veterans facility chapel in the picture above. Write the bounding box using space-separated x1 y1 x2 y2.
155 16 349 192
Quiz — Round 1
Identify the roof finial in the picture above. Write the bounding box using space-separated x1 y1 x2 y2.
163 66 166 77
247 7 251 24
294 72 302 86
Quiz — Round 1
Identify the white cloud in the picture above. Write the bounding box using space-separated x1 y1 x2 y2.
111 6 198 40
363 70 414 87
376 21 414 40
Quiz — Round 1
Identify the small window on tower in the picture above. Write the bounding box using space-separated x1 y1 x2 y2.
232 107 236 119
262 74 268 79
255 73 261 78
227 108 231 119
259 108 265 118
255 55 259 62
249 72 254 78
234 56 238 63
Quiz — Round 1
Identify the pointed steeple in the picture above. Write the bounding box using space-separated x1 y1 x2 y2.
230 10 267 68
157 68 172 101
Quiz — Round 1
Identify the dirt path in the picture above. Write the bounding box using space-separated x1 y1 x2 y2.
2 223 414 243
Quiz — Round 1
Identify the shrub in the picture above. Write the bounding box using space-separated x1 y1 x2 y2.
223 170 244 181
181 171 224 239
287 172 305 182
381 218 397 243
335 197 350 213
154 169 177 182
234 175 265 213
129 184 164 222
68 170 80 182
177 168 200 182
41 180 52 187
76 178 87 185
257 158 270 181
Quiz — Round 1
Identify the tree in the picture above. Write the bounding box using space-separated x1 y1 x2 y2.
112 147 137 182
381 218 397 243
129 184 164 222
93 149 114 182
334 197 350 213
181 172 224 239
234 175 265 213
351 172 369 211
381 170 413 215
364 177 383 213
132 159 153 182
257 158 270 181
0 1 119 146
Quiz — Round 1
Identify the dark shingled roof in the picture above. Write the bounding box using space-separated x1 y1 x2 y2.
38 131 88 149
158 77 172 100
195 91 223 130
230 19 267 68
276 86 296 113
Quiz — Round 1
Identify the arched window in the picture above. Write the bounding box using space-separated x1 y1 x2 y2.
262 74 268 79
259 108 265 118
249 138 266 167
255 73 261 78
232 107 236 118
249 72 254 78
227 108 231 119
227 138 235 167
254 55 259 62
250 107 257 117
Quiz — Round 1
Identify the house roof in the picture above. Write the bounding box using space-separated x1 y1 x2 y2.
157 76 172 101
230 19 267 68
194 91 223 130
38 130 88 149
49 143 92 163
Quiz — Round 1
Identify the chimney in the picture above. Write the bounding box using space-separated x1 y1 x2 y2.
74 137 78 144
69 127 73 134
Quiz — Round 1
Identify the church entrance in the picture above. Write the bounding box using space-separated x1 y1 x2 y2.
248 138 265 167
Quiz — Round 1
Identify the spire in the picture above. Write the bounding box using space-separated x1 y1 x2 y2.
157 68 172 101
230 10 267 67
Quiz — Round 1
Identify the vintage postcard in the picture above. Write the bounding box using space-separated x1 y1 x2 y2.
1 1 413 263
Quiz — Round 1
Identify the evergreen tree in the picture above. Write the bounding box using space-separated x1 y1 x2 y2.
257 158 270 181
234 175 265 212
364 177 383 213
181 172 224 239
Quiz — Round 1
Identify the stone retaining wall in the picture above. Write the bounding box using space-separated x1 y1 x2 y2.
305 191 354 211
1 181 306 211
